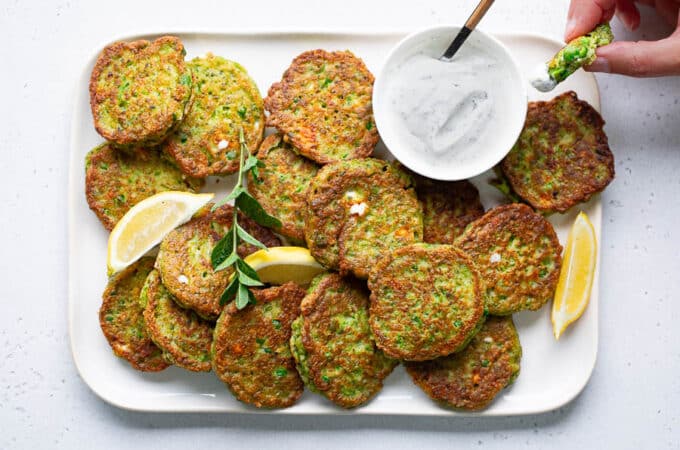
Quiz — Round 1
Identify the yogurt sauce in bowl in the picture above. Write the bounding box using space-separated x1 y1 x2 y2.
373 26 527 181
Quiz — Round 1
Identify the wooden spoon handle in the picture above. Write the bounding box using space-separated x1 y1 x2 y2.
465 0 495 30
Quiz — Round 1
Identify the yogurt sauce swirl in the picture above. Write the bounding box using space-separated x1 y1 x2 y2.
381 35 519 174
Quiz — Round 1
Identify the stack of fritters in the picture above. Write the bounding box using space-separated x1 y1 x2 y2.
86 38 264 231
91 36 614 411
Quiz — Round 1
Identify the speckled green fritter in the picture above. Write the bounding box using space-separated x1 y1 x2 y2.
155 204 281 321
212 283 306 408
500 91 615 213
405 315 521 411
368 244 485 361
163 54 265 177
99 257 168 372
140 270 213 372
247 134 319 243
455 203 562 315
409 171 484 244
265 50 379 164
85 142 204 231
290 273 397 408
89 36 192 147
305 158 423 279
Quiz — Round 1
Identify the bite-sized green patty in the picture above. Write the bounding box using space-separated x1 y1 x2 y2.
99 257 168 372
409 171 484 244
290 273 397 408
455 203 562 315
368 244 485 361
140 270 213 372
265 49 379 164
500 91 615 213
85 142 204 231
405 315 521 411
212 283 306 408
247 134 319 243
305 158 423 279
155 204 281 321
89 36 192 147
163 53 265 177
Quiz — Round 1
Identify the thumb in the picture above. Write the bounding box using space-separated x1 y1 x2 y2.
586 38 680 77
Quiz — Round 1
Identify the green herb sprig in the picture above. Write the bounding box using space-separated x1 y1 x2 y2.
210 128 281 309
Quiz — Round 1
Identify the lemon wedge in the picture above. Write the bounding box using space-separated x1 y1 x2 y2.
551 211 597 340
107 191 214 275
242 247 325 285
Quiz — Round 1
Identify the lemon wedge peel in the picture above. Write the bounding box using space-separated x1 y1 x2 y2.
551 211 597 340
106 191 214 276
236 247 326 286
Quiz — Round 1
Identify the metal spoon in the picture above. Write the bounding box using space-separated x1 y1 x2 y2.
442 0 495 60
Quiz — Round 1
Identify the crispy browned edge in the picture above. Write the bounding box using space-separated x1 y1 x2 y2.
300 273 396 408
405 315 521 411
264 49 379 164
213 283 306 408
456 203 563 314
89 36 188 146
501 91 615 213
367 244 484 361
99 257 169 372
142 270 213 372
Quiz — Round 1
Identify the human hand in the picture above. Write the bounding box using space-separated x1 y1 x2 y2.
565 0 680 76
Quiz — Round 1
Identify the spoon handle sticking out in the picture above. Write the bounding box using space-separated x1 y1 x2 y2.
442 0 495 60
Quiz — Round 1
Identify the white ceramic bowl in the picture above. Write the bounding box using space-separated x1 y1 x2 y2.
373 26 527 181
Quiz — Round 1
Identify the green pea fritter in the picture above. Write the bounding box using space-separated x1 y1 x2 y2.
85 142 204 231
89 36 192 147
290 273 397 408
455 203 562 315
247 134 319 243
500 91 615 213
409 171 484 244
368 244 485 361
405 315 521 411
212 283 307 409
265 49 379 164
305 158 423 279
140 270 214 372
155 204 281 321
99 257 168 372
163 53 265 177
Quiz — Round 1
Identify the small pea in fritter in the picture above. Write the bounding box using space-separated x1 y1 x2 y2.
89 36 192 147
164 54 265 177
265 49 379 164
212 283 306 409
290 273 397 408
155 204 281 321
247 134 319 243
99 257 168 372
305 158 423 279
409 171 484 244
500 91 615 213
141 270 214 372
368 244 485 361
405 315 521 411
455 203 562 315
85 142 203 231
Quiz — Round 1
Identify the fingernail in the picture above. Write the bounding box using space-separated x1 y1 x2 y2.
564 19 577 41
586 56 610 73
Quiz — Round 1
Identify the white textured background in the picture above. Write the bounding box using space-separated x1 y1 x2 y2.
1 0 679 448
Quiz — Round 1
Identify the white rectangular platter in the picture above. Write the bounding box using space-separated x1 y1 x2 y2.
69 30 601 415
